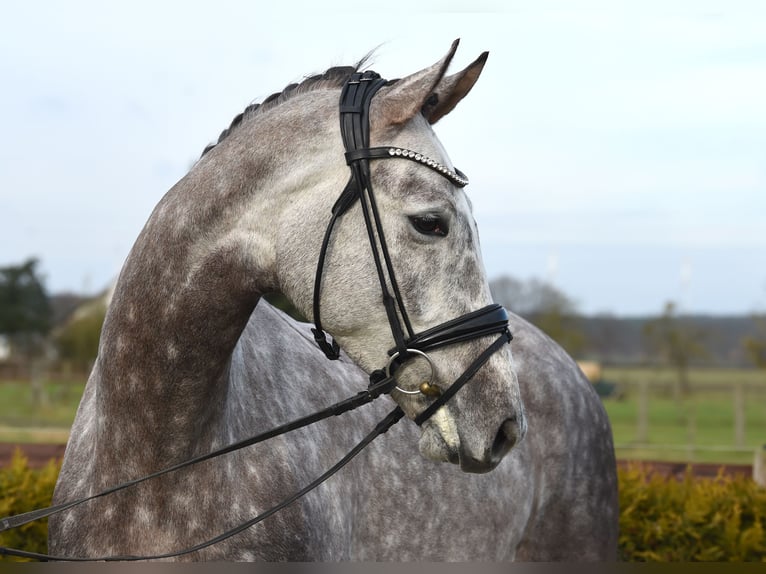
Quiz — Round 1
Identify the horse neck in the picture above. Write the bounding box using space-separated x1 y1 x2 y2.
93 137 284 470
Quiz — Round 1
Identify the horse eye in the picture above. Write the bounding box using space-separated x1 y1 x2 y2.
410 215 448 237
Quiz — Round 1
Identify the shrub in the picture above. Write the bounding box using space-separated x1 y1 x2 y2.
619 463 766 561
1 452 766 561
0 450 60 561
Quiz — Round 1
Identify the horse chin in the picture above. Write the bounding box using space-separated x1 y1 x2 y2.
457 455 502 474
418 415 516 474
418 424 460 465
418 425 503 473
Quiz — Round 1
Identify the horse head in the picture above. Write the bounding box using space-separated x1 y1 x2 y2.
273 41 527 473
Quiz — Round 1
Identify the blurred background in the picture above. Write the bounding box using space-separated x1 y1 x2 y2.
1 0 765 467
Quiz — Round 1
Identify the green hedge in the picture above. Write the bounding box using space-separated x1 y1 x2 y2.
1 452 765 561
619 463 766 561
0 450 60 561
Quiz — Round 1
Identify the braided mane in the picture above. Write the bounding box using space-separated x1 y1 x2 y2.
201 64 370 157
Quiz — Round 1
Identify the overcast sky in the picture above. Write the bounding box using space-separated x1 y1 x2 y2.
1 0 764 316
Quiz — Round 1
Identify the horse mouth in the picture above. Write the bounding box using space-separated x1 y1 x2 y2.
419 418 518 473
418 423 459 465
458 418 520 474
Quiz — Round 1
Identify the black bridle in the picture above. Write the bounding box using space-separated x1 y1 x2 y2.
312 70 512 422
0 70 512 562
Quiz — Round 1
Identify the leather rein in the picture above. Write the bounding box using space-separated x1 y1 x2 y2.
0 70 512 562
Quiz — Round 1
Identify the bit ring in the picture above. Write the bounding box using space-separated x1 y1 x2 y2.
385 349 435 395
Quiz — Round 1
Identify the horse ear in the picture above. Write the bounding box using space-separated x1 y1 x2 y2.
373 39 460 126
422 51 489 125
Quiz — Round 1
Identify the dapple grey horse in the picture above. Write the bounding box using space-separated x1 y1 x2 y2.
49 41 618 560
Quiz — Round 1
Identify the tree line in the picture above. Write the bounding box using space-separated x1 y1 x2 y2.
488 276 766 370
1 259 765 379
0 258 105 374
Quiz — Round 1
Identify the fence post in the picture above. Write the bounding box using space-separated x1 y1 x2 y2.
29 358 49 408
637 379 649 444
755 445 766 488
733 382 745 448
686 400 697 460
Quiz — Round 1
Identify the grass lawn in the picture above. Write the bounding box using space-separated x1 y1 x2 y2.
601 366 766 465
1 368 765 465
602 365 766 388
0 380 84 443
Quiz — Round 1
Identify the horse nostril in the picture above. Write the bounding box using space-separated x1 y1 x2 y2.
491 418 518 460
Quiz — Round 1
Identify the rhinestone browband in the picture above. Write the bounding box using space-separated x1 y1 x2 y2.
387 147 469 187
344 146 469 188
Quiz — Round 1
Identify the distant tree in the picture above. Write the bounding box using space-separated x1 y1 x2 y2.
490 275 585 356
489 276 528 313
532 302 586 357
490 276 575 317
642 301 709 397
55 301 107 373
0 258 52 358
742 314 766 369
588 313 624 359
0 258 53 403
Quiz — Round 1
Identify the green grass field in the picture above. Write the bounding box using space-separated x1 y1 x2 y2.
602 366 766 388
601 366 766 464
0 380 84 443
1 368 765 464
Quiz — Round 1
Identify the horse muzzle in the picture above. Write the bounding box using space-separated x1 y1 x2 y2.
419 408 526 474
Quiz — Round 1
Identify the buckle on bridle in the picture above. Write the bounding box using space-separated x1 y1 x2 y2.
312 328 340 360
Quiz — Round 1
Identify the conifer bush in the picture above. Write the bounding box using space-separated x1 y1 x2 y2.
1 452 766 561
619 463 766 561
0 450 59 561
